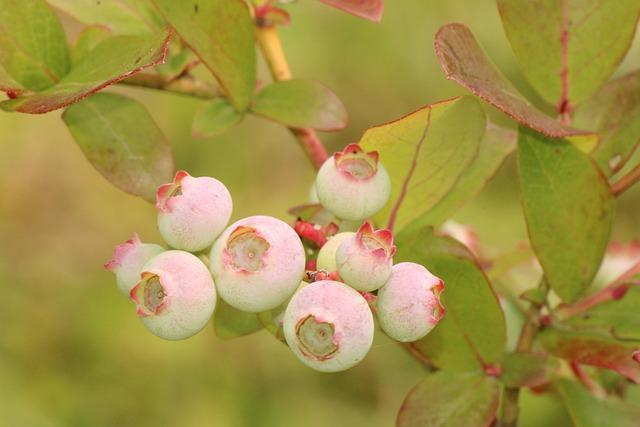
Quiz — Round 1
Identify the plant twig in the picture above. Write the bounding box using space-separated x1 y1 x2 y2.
500 280 549 427
611 163 640 197
119 72 221 99
255 24 329 170
569 361 606 397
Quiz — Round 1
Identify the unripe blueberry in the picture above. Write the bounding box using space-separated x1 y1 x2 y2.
315 144 391 221
130 250 216 340
209 215 306 312
316 232 355 272
336 222 396 292
283 280 374 372
377 262 445 342
105 233 164 295
156 170 232 252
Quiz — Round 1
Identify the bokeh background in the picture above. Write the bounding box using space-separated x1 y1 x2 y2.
2 1 640 426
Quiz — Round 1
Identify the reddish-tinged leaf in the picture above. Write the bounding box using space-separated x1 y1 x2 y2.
360 96 486 232
539 328 640 384
62 93 174 202
434 23 596 152
500 352 559 388
318 0 383 22
574 70 640 177
407 121 516 228
397 372 500 427
497 0 640 109
1 32 170 114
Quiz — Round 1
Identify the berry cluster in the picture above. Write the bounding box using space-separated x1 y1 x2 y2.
106 144 445 372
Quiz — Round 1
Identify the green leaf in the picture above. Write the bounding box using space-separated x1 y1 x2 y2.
62 93 174 202
434 23 596 152
396 227 506 371
251 80 348 131
556 379 640 427
0 64 24 95
317 0 383 22
192 98 244 138
152 0 256 111
407 122 516 228
538 328 640 383
257 303 287 343
70 26 112 66
155 47 194 79
497 0 640 107
566 287 640 341
574 70 640 177
518 126 615 302
213 299 263 340
48 0 164 35
0 0 70 91
518 388 574 427
397 372 500 427
1 32 170 114
359 96 486 232
500 352 559 388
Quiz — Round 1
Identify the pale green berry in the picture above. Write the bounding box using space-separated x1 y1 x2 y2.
315 144 391 221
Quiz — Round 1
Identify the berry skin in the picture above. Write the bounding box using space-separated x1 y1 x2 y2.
156 170 232 252
209 215 306 312
316 232 355 273
315 144 391 221
283 280 374 372
105 233 164 296
377 262 445 342
336 222 396 292
130 250 216 340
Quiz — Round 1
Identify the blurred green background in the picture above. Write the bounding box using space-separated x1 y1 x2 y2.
1 1 640 426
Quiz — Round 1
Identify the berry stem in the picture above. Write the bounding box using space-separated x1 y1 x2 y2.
611 162 640 197
500 279 549 427
119 72 221 99
255 24 329 170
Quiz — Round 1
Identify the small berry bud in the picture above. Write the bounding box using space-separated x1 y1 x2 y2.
156 170 232 252
316 231 355 272
130 250 217 340
336 222 396 291
377 262 445 342
315 144 391 221
209 215 306 312
283 280 374 372
105 233 164 295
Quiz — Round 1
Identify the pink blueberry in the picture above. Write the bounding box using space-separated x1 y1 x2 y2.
104 233 164 295
156 170 232 252
209 215 306 312
130 250 216 340
336 222 396 291
315 144 391 221
377 262 445 342
283 280 374 372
